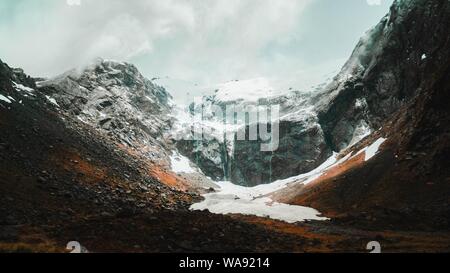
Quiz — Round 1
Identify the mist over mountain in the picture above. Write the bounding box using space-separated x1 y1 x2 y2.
1 0 449 253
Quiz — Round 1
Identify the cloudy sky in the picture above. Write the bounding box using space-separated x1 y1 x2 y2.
0 0 393 101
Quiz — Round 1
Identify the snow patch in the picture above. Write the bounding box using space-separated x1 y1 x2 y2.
170 152 197 174
76 116 87 123
45 95 60 107
190 181 328 223
0 94 12 104
13 82 35 96
365 137 387 161
353 137 387 161
190 152 360 223
355 98 367 109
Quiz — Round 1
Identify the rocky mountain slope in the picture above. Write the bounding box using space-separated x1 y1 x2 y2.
0 58 195 209
272 63 450 229
270 0 450 229
0 59 326 253
173 0 450 188
314 0 450 151
37 58 173 160
5 58 449 253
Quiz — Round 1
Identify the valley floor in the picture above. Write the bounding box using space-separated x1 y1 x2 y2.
2 208 450 253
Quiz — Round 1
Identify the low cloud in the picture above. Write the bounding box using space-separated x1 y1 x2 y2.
0 0 312 82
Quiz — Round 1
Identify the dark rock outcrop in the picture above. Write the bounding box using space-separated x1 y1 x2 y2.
176 0 450 186
230 113 331 186
0 59 36 93
315 0 450 151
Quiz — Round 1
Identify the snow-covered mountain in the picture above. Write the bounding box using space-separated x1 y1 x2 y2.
36 58 217 190
32 0 447 190
170 77 332 185
194 0 450 227
170 0 450 188
38 59 173 158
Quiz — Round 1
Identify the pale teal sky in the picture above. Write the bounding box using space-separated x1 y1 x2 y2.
0 0 393 98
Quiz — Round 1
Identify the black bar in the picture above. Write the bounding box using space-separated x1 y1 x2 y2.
0 253 447 272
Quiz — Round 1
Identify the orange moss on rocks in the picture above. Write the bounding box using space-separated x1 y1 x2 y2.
53 150 107 184
306 152 365 189
267 150 375 219
115 143 192 192
271 151 366 212
149 166 190 192
0 225 64 253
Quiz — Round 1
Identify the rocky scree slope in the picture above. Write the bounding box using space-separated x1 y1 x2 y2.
0 58 196 210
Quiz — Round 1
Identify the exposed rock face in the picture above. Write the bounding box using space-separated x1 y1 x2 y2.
173 90 332 186
175 139 228 181
0 59 36 94
274 52 450 229
172 0 450 187
231 119 331 186
38 59 174 160
315 0 450 151
268 0 450 229
230 95 331 186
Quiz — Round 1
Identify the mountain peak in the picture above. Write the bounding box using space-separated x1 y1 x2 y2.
37 58 174 153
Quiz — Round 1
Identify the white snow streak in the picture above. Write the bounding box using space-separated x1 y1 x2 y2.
364 137 387 161
189 152 357 223
13 82 35 96
170 152 197 174
353 137 387 161
0 94 12 104
45 95 60 107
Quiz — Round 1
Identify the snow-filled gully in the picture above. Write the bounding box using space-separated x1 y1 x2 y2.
189 137 387 224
